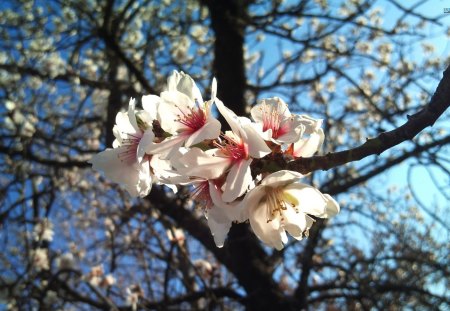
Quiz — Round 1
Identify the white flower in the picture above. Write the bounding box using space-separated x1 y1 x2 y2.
156 71 221 157
89 99 155 197
173 96 272 202
243 170 339 250
291 115 324 157
31 248 49 271
251 97 305 144
33 218 54 242
193 98 271 203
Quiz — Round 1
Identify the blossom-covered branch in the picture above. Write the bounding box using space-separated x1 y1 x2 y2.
285 65 450 174
90 71 339 250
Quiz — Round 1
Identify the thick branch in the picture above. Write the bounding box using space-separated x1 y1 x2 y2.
285 65 450 174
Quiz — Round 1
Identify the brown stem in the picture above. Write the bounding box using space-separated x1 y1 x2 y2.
284 66 450 174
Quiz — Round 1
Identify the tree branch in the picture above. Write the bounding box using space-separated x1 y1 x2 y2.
285 65 450 174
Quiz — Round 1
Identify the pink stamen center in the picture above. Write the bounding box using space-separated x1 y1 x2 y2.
214 134 247 162
175 102 206 134
260 101 291 139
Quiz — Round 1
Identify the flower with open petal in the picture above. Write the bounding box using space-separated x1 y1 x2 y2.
291 115 324 157
214 99 272 202
155 71 221 157
90 99 154 197
251 97 305 144
243 170 339 250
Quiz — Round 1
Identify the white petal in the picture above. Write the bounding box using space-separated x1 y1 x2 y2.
185 118 221 147
206 206 232 248
211 78 217 101
142 95 160 120
115 111 136 137
281 207 308 238
215 99 242 135
176 148 230 180
260 170 303 187
159 91 194 133
137 129 155 163
323 194 340 217
209 182 246 222
293 129 324 157
248 200 284 249
167 70 182 91
127 98 139 132
89 148 141 197
147 135 185 159
221 159 253 202
250 97 291 123
284 183 337 218
178 72 203 103
241 124 271 158
137 160 152 197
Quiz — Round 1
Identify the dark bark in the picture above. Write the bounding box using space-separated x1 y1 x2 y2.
206 0 249 117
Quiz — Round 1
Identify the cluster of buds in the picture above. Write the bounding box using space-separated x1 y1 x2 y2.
90 71 339 250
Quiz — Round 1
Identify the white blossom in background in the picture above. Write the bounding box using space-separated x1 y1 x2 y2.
126 284 143 311
166 228 185 245
30 248 49 271
33 218 54 243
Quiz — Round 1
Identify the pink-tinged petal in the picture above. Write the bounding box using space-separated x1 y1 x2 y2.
221 158 253 202
176 148 230 180
142 95 160 120
89 148 150 197
251 97 292 124
241 124 271 158
137 129 155 163
159 91 194 133
215 98 242 135
206 206 232 248
283 183 338 218
185 118 221 147
293 129 324 157
260 170 303 187
274 116 305 144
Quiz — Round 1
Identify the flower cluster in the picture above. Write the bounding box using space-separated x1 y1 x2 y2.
90 71 339 250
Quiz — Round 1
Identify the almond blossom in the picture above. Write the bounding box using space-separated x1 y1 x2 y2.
243 170 339 250
89 70 341 250
250 97 306 144
155 71 221 156
90 99 156 197
291 115 324 157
